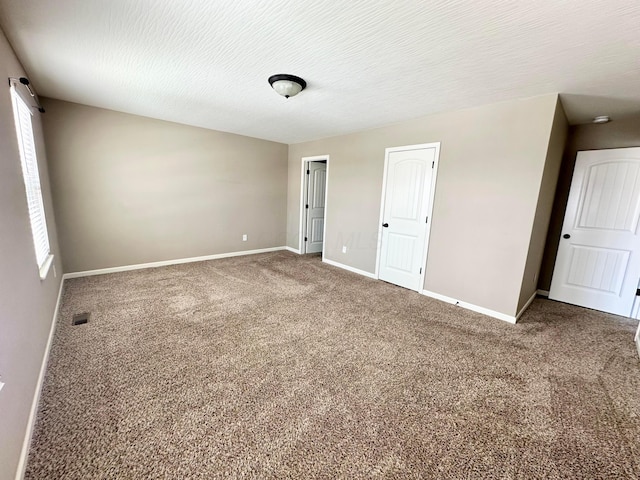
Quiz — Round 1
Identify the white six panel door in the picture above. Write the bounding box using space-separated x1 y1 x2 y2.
549 147 640 316
378 146 436 291
305 161 326 254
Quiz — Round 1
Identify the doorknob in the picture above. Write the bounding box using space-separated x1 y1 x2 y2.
563 234 571 239
382 223 389 228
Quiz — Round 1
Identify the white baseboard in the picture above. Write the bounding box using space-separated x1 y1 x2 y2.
322 258 377 279
285 246 301 254
321 260 521 324
15 279 64 480
516 291 537 322
63 247 287 279
421 289 517 324
537 289 550 297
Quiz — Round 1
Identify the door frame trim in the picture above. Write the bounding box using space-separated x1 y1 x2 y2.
374 143 441 290
299 155 330 257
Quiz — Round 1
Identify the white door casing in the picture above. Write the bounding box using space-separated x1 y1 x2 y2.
377 144 440 291
305 161 327 254
549 147 640 316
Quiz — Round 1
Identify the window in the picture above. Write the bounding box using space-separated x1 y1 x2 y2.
10 85 53 279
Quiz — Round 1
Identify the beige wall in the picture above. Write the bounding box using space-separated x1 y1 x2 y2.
539 114 640 291
288 95 560 317
517 99 568 311
42 99 288 273
0 30 63 479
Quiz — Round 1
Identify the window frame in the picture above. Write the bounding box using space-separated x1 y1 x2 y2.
10 84 54 280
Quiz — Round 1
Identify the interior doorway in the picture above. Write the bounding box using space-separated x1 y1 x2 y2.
375 143 440 291
549 147 640 316
299 156 329 256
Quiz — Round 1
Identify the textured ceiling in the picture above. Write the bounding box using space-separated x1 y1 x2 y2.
0 0 639 144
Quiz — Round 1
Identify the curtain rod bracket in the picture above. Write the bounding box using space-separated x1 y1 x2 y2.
8 76 45 113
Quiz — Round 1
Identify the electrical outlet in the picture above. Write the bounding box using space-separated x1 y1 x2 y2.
342 246 347 253
242 234 248 242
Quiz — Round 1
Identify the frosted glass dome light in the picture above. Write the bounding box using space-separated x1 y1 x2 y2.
268 74 307 98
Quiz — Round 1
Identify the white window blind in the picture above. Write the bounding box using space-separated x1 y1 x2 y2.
10 86 51 273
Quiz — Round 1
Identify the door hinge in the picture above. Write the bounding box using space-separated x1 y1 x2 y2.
307 169 310 174
425 216 428 223
420 267 422 274
304 237 308 242
305 204 309 209
432 161 434 168
636 288 640 296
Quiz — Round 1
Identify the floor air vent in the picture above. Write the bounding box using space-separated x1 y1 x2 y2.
72 312 90 326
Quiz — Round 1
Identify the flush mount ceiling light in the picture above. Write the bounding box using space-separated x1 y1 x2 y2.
592 115 611 124
268 74 306 98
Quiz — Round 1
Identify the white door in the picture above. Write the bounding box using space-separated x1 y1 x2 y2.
305 161 326 254
378 145 438 291
549 147 640 316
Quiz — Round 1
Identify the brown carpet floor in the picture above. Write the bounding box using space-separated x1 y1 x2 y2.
25 251 640 479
